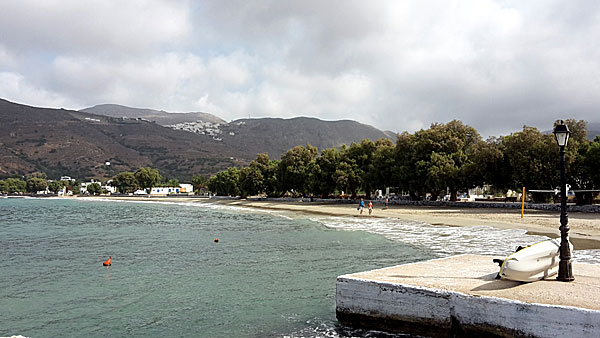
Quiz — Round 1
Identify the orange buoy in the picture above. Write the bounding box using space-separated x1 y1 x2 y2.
103 256 112 267
214 238 219 243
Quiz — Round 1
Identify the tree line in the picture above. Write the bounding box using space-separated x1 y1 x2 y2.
2 119 598 203
0 168 207 196
205 119 600 203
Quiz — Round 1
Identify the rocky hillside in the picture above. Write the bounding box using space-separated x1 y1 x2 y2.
0 99 242 180
1 99 396 180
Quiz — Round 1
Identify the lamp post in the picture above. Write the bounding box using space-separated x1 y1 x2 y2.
553 120 574 282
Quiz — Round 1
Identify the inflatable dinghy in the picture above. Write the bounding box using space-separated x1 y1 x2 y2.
496 238 573 282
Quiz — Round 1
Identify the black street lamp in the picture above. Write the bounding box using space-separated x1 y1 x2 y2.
553 120 574 282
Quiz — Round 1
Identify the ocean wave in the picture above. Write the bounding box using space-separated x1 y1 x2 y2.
311 216 600 264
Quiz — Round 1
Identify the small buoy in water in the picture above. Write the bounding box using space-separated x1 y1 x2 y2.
103 256 112 267
214 238 219 243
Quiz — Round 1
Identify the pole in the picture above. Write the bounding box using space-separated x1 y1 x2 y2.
557 145 574 281
521 186 525 218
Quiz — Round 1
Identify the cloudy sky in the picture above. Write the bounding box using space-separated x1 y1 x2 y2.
1 0 599 137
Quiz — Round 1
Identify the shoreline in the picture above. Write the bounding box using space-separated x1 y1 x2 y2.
78 196 600 250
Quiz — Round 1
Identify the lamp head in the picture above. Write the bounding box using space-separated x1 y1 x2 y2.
553 120 570 147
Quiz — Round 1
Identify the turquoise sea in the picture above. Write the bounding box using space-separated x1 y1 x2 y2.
3 198 599 337
0 198 428 337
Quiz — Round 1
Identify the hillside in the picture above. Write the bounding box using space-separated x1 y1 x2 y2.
588 122 600 140
83 103 396 158
217 117 394 158
81 104 226 125
0 99 242 179
0 99 396 180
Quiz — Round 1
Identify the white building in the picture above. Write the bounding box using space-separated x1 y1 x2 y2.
102 184 117 194
149 184 194 195
150 187 180 195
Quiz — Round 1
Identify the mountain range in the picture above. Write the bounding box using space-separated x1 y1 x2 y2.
0 99 394 180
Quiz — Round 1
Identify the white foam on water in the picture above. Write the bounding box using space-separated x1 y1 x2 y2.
312 216 600 264
80 198 600 264
573 249 600 264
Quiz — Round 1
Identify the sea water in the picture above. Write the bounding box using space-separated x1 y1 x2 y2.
0 198 426 337
1 198 599 338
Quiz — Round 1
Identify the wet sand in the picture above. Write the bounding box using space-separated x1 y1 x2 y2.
83 196 600 249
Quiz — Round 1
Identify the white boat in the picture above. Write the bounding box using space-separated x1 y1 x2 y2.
497 238 573 282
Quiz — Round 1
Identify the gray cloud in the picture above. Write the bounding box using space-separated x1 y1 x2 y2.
1 0 599 137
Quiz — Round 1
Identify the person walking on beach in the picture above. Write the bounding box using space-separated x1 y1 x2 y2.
358 198 364 214
368 200 373 215
385 196 389 209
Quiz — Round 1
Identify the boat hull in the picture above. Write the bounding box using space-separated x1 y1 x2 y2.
498 238 573 282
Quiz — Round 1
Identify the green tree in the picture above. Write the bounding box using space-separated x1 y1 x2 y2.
559 119 589 190
239 166 263 198
248 154 279 197
394 132 423 199
0 180 8 193
393 121 481 200
191 175 208 195
278 144 318 195
48 180 65 194
112 172 138 194
502 126 558 200
334 145 362 198
87 182 101 195
372 138 396 192
166 179 180 187
467 138 508 190
26 177 48 193
307 147 340 197
586 138 600 188
5 178 27 194
407 121 481 200
570 136 600 204
207 167 240 196
344 140 377 197
135 167 162 194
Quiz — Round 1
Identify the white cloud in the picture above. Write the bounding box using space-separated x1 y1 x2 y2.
1 0 600 137
0 0 190 56
0 72 70 108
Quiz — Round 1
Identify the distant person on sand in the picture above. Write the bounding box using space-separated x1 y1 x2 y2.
385 196 389 209
368 200 373 215
358 198 364 214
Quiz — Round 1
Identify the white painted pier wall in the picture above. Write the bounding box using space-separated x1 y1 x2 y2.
336 255 600 337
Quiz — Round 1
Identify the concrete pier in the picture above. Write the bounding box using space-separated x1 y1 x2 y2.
336 255 600 337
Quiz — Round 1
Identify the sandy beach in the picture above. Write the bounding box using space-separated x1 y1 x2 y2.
84 196 600 249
